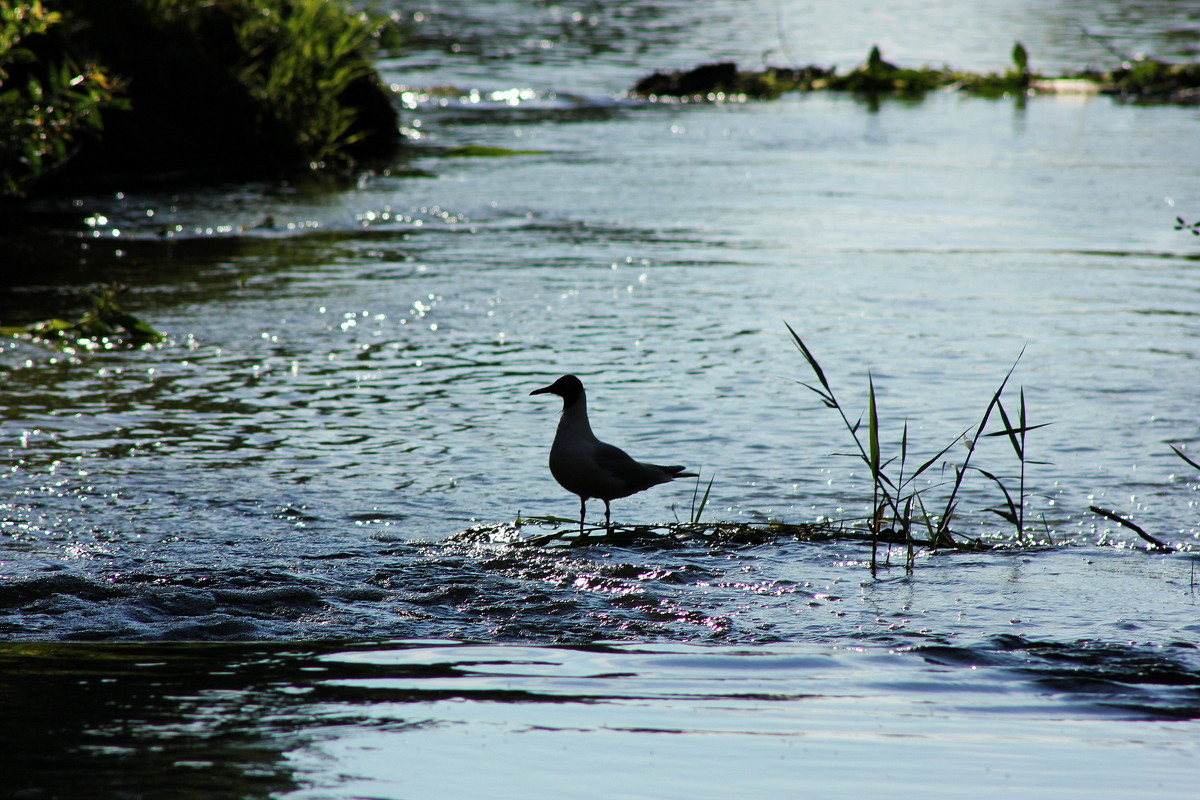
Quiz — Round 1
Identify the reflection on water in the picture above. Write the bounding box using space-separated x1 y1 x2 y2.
1 642 312 799
4 638 1198 799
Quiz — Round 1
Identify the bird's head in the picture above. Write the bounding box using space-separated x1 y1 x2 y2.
530 374 584 404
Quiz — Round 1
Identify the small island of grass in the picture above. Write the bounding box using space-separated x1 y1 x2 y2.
632 42 1200 104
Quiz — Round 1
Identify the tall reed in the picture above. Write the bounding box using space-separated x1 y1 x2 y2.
786 323 1043 572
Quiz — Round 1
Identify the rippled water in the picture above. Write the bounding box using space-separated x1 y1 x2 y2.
3 0 1200 796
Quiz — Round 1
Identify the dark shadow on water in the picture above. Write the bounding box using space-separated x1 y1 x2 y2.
5 632 1200 797
3 641 318 799
915 634 1200 720
0 640 422 800
0 639 634 799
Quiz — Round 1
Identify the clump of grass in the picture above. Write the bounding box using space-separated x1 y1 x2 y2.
958 41 1036 97
0 2 125 196
1109 58 1200 102
787 323 1046 573
632 61 832 100
3 0 400 194
632 42 1200 106
826 45 953 95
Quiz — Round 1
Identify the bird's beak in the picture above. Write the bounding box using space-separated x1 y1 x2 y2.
530 385 552 396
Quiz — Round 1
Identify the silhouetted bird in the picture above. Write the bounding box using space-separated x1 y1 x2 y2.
530 375 697 533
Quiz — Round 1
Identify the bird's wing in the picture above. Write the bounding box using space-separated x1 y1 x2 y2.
594 441 692 496
593 440 640 475
593 441 660 488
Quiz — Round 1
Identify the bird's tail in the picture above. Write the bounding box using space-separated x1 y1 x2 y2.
660 465 698 479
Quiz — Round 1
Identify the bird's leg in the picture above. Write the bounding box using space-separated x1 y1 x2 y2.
578 497 586 535
604 500 612 535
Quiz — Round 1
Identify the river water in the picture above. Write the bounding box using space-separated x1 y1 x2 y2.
3 1 1200 797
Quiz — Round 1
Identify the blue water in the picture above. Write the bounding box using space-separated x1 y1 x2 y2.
3 0 1200 796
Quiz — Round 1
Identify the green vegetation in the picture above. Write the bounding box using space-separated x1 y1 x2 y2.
632 61 833 100
1 0 400 197
689 474 714 525
632 42 1200 104
0 285 163 347
489 328 1051 570
824 44 953 95
786 324 1047 573
1111 57 1200 99
444 145 546 157
477 330 1197 568
0 2 124 195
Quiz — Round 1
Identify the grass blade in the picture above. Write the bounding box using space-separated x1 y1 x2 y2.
868 372 881 484
690 474 715 524
910 427 972 480
974 466 1020 535
1170 444 1200 473
984 422 1050 439
785 322 833 395
994 396 1022 460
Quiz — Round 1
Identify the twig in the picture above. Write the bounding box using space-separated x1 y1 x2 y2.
1078 26 1134 63
1089 505 1175 552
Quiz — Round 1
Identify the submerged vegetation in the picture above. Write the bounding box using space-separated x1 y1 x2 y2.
632 42 1200 104
452 518 840 549
0 0 400 197
0 285 162 347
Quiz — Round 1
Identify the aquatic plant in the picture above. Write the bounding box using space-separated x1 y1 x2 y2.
1087 444 1200 553
0 285 163 347
1175 217 1200 236
825 45 952 95
1089 506 1174 552
1109 58 1200 102
786 323 1042 572
631 61 831 100
631 42 1200 106
957 41 1036 97
689 475 714 525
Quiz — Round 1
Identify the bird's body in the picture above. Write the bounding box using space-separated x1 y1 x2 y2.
530 375 697 532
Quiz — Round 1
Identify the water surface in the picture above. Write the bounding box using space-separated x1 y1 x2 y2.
2 0 1199 796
